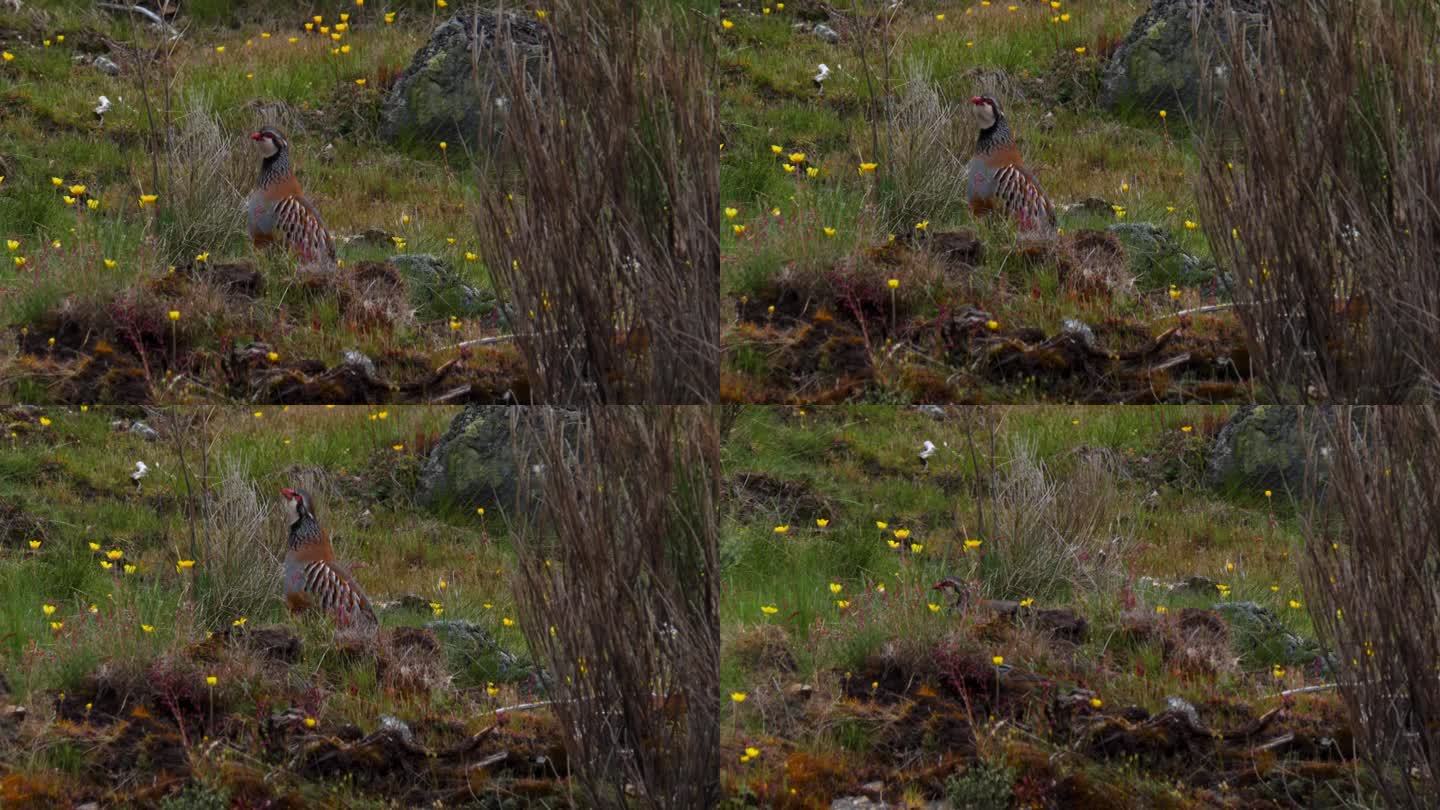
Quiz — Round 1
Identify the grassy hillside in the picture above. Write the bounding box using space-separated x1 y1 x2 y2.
0 2 531 404
718 406 1369 807
0 405 567 807
718 2 1251 403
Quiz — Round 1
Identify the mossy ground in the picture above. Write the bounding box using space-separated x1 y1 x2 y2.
718 1 1250 403
0 404 569 807
0 2 532 404
718 406 1371 807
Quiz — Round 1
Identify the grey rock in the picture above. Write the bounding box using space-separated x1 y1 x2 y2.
812 23 840 44
1205 405 1334 495
1107 222 1214 286
1061 319 1096 349
341 349 378 381
381 12 548 149
342 228 395 247
389 253 493 318
424 619 527 675
1165 695 1202 728
394 593 430 611
1181 252 1209 276
917 405 945 420
378 714 416 745
831 798 885 810
1170 574 1218 595
1062 196 1117 216
1100 0 1270 117
128 421 159 441
417 406 581 518
1212 600 1325 665
424 619 496 644
92 55 121 76
417 406 523 514
1107 222 1171 253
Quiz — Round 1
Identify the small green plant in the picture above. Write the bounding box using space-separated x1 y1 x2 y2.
946 761 1016 810
159 783 231 810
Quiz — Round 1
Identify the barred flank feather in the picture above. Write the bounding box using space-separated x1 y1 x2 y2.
302 559 377 629
994 165 1057 231
272 196 336 263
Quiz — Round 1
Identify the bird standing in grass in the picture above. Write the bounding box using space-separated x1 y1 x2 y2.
247 128 336 268
966 96 1057 235
933 576 980 612
130 460 148 491
280 487 377 636
813 63 830 95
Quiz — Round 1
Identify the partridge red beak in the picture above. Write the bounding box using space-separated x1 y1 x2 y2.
970 96 984 105
250 132 263 141
280 487 296 499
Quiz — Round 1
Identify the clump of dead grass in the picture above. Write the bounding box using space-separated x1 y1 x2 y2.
971 440 1134 602
1196 0 1440 400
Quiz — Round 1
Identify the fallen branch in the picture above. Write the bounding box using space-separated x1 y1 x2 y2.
494 699 562 715
1152 303 1240 321
453 334 522 349
1268 683 1341 699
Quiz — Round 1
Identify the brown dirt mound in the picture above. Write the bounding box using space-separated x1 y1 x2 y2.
378 626 451 695
188 625 302 666
0 496 46 547
1118 608 1236 678
728 623 798 673
724 471 833 522
295 261 414 330
1059 229 1135 298
281 713 569 806
723 260 1252 402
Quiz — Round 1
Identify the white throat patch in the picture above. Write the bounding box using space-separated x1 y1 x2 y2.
255 137 280 159
975 103 997 130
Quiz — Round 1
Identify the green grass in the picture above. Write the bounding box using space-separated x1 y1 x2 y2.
718 405 1362 805
0 3 520 402
719 0 1245 402
0 404 560 803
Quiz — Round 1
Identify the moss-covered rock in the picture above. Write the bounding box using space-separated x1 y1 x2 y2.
417 406 520 514
1204 405 1343 496
380 12 548 151
416 406 581 516
1099 0 1270 116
